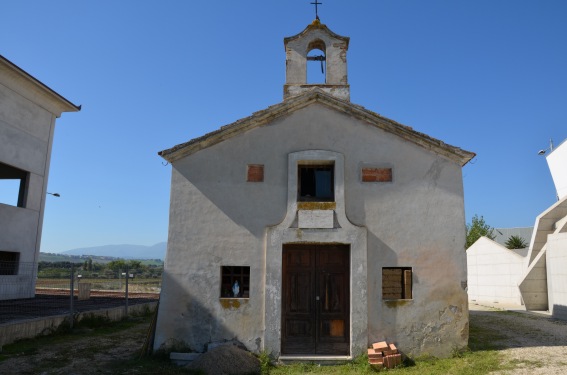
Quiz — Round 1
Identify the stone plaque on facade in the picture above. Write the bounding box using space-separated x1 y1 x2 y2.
298 210 334 229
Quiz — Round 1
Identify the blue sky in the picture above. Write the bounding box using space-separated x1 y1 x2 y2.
1 1 565 252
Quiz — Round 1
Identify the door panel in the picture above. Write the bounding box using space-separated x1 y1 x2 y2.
288 272 311 312
281 244 350 355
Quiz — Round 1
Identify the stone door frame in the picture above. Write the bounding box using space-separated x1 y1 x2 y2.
265 150 367 358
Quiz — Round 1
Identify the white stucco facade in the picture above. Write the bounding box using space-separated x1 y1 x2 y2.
154 22 474 359
0 55 79 300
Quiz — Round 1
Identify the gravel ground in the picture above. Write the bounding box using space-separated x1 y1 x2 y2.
470 303 567 375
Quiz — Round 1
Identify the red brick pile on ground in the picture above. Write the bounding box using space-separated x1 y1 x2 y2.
368 341 402 369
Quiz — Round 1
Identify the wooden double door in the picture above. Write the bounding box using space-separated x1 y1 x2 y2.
281 244 350 355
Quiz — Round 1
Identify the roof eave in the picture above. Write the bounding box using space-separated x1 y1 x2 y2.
159 90 475 166
0 55 81 115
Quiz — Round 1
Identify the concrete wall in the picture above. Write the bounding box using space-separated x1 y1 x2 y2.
467 237 527 305
492 227 533 248
155 103 469 358
519 196 567 311
519 251 548 310
0 57 77 300
547 232 567 320
547 139 567 200
0 75 57 300
0 302 157 347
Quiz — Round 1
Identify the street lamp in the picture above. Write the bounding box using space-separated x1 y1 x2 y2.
538 139 554 156
47 192 60 197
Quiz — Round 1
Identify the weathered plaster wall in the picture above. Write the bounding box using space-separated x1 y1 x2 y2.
155 103 469 357
284 25 349 100
467 236 527 305
155 167 269 352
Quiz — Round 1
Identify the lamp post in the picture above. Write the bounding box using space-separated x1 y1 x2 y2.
47 192 61 197
537 139 554 156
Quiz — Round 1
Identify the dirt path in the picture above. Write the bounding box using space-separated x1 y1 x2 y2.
470 304 567 375
0 318 152 375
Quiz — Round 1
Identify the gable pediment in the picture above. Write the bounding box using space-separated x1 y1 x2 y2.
158 89 475 166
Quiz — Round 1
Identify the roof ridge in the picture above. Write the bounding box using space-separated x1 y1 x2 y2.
159 90 475 166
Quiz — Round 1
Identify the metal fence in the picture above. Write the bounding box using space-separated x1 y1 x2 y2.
0 262 160 325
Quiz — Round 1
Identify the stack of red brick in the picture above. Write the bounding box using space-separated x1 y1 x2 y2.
368 341 402 369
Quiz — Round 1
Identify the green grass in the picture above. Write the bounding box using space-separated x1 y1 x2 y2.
266 320 517 375
0 310 544 375
265 349 510 375
267 351 504 375
0 313 201 374
0 316 143 362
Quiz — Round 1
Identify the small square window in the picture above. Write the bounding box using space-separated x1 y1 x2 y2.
382 267 412 300
0 162 29 208
298 164 334 202
221 266 250 298
0 251 20 275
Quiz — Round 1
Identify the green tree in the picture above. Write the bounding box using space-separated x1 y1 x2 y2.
466 215 495 249
107 260 127 272
505 235 528 249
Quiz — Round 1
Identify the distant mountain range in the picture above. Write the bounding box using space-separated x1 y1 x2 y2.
59 242 167 260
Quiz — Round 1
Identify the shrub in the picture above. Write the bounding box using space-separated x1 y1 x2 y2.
505 235 528 249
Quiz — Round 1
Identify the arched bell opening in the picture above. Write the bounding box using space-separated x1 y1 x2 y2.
307 39 326 84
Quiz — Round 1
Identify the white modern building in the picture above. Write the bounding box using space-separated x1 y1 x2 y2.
468 138 567 320
545 139 567 200
0 55 80 300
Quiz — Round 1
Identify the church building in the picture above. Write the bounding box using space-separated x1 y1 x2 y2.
154 18 474 359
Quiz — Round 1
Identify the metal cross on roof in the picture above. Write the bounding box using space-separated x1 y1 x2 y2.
311 0 322 20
